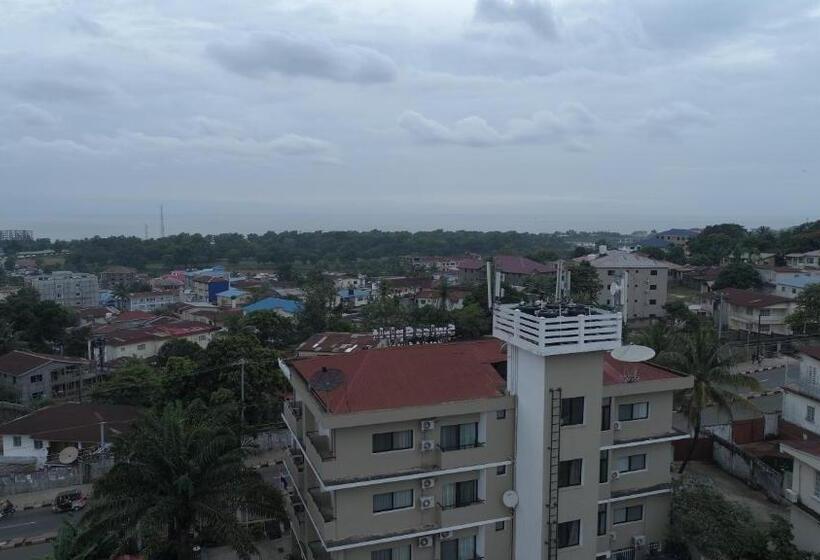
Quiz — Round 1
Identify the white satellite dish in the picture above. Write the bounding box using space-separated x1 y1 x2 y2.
58 446 79 464
502 490 519 508
610 344 656 363
609 282 620 296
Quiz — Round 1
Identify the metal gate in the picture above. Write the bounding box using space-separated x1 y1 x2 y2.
612 547 636 560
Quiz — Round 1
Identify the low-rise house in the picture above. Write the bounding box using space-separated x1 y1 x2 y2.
458 255 556 287
652 228 699 247
76 307 117 326
786 250 820 270
150 274 184 291
125 290 181 312
184 266 228 290
99 266 138 289
721 252 776 266
295 332 378 358
91 318 217 363
243 296 303 317
335 288 371 309
0 351 102 405
719 288 797 336
415 288 468 311
774 276 820 300
328 274 369 291
380 276 434 298
215 287 251 308
0 403 139 468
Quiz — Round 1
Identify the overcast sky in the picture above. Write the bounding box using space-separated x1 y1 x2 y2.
1 0 818 239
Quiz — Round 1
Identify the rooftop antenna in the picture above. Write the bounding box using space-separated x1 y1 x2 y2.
144 224 149 240
160 204 166 237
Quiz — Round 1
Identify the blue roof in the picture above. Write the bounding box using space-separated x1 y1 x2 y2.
243 297 303 315
778 276 820 289
215 287 248 298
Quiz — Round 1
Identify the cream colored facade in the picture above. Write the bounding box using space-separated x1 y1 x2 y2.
280 360 515 560
781 443 820 554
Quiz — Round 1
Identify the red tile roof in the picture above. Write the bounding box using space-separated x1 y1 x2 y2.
0 351 89 377
721 288 792 308
800 347 820 361
0 403 139 442
458 255 555 275
289 339 507 414
111 310 157 323
602 354 684 385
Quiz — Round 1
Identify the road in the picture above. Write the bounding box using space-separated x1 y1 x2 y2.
0 507 77 559
0 543 51 560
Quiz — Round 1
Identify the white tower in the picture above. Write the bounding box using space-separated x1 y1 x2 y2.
494 303 622 560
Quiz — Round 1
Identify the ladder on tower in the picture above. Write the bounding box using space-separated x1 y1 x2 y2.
546 388 562 560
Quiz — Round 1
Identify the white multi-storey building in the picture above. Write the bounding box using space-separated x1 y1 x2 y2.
25 271 99 308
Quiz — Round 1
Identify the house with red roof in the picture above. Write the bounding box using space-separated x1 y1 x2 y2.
457 255 556 287
91 317 218 364
719 288 797 336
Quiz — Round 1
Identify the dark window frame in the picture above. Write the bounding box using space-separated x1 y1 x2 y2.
372 430 414 453
561 397 584 426
614 504 644 524
618 402 649 421
557 519 581 548
558 458 583 488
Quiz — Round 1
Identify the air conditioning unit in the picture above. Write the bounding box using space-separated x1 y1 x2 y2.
420 496 435 510
421 420 436 432
421 478 436 490
613 421 623 431
633 535 646 547
785 488 799 503
440 530 455 540
421 440 436 452
608 531 617 540
418 536 433 548
610 471 620 480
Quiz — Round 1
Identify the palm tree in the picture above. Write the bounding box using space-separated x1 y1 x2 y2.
630 321 677 355
83 402 283 559
112 283 130 311
658 327 760 473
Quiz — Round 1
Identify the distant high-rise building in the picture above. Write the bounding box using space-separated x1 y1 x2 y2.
0 230 34 242
25 271 99 308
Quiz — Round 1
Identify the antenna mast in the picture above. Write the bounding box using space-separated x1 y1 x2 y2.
160 204 166 237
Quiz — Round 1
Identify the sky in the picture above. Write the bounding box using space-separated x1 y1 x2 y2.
0 0 819 239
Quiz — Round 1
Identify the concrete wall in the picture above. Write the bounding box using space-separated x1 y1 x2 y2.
1 434 49 466
783 392 820 436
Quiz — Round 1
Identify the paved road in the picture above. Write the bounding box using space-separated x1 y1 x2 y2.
0 507 76 542
748 366 787 393
0 543 51 560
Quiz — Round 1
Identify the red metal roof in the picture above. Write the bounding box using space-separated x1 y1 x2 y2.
458 255 555 275
289 339 507 414
720 288 792 308
602 354 684 385
800 347 820 361
0 351 89 377
0 403 139 442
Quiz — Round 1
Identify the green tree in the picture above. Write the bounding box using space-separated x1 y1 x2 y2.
298 270 336 336
713 263 763 290
83 402 283 559
156 338 205 367
0 287 76 353
569 262 602 304
244 310 298 347
452 303 490 339
666 245 687 265
48 520 115 560
663 300 700 330
90 360 162 407
112 283 130 311
630 322 677 354
786 284 820 334
658 327 759 473
688 224 748 265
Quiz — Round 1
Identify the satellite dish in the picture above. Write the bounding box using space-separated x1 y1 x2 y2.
609 282 620 296
59 446 79 464
502 490 519 508
610 344 656 363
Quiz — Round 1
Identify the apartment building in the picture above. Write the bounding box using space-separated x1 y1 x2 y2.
25 271 99 308
585 250 669 320
719 288 796 336
280 340 515 560
495 303 691 559
781 347 820 553
0 350 103 405
0 229 34 242
99 265 138 289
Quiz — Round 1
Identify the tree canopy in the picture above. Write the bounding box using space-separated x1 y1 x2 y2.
713 262 764 291
787 284 820 334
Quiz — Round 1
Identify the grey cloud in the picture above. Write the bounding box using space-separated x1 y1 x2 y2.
473 0 557 40
13 77 113 103
398 104 597 149
637 102 714 139
2 104 59 127
69 15 105 36
207 32 398 83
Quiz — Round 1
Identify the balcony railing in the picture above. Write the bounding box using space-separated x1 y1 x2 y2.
438 442 486 452
285 400 304 420
307 431 335 461
308 487 335 522
437 499 485 510
308 541 332 560
494 304 622 356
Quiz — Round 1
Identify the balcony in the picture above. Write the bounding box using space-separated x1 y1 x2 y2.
308 541 332 560
303 486 336 543
283 446 306 483
308 487 336 523
306 431 335 461
437 442 499 470
494 303 622 357
438 499 492 528
283 400 304 437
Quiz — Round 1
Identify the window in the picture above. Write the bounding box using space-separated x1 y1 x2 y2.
649 299 657 305
617 453 647 473
614 504 644 524
372 430 413 453
440 423 479 451
649 284 657 290
597 504 608 536
33 440 43 450
650 270 658 276
608 270 615 276
815 471 820 499
557 520 581 548
759 309 771 316
441 535 476 560
599 451 609 483
759 324 770 333
496 465 507 476
442 479 479 509
371 545 411 560
12 436 21 447
372 489 414 513
495 520 505 531
32 391 43 400
808 405 816 423
601 398 611 431
561 397 584 426
496 409 506 420
558 459 583 488
30 374 44 383
618 402 649 421
136 344 146 350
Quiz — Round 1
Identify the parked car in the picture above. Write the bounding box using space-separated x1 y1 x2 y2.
52 489 87 513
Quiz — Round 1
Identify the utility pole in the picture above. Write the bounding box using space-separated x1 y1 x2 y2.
99 421 106 447
239 359 246 432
